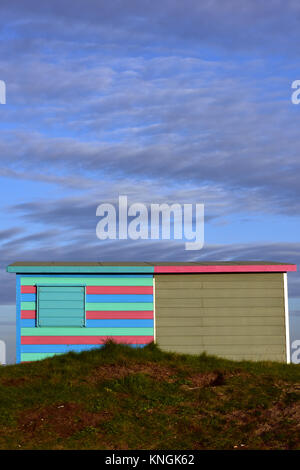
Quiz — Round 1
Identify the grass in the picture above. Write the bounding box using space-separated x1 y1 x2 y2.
0 341 299 450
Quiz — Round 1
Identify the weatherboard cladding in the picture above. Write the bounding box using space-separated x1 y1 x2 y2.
9 262 296 363
19 274 154 362
155 273 287 362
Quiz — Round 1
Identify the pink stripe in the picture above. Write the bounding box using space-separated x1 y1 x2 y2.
21 310 36 319
86 311 153 319
21 286 36 293
21 336 154 345
154 264 297 273
86 286 153 294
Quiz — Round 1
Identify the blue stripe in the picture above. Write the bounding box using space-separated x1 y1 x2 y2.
21 293 154 303
87 294 153 302
86 319 154 328
20 344 147 353
21 293 36 302
21 319 36 328
21 319 154 328
16 275 21 363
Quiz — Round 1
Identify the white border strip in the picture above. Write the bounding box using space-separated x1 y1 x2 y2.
283 272 291 364
153 276 156 343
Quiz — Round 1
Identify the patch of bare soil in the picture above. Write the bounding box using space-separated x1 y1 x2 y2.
0 377 30 387
18 402 111 439
86 362 178 384
181 371 227 390
254 401 300 436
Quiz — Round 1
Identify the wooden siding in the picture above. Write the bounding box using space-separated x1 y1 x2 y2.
18 274 154 362
154 273 287 362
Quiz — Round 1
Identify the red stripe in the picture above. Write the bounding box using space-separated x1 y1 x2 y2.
86 311 153 319
86 286 153 294
21 336 154 345
154 264 297 273
21 310 36 319
21 286 36 293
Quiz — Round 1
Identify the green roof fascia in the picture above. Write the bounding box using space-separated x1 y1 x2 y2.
7 265 155 274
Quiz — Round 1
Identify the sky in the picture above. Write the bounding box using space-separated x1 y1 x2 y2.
0 0 300 363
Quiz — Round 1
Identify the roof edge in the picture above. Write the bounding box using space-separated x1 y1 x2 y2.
6 263 297 274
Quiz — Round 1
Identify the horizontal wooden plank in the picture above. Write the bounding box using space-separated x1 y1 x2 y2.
156 307 284 317
157 316 285 327
39 300 84 309
157 344 285 354
21 286 36 293
21 327 154 336
87 294 153 303
21 302 35 310
39 292 84 301
155 335 285 346
156 325 284 336
21 277 153 286
21 319 35 328
21 310 36 319
157 345 286 361
21 335 154 344
86 286 153 295
155 281 283 289
23 293 154 302
156 298 283 308
21 352 64 361
85 302 153 311
36 308 84 317
22 319 153 328
85 319 153 328
86 311 153 319
156 288 283 299
21 344 146 353
38 318 85 327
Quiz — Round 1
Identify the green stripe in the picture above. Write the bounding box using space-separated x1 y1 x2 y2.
11 266 154 273
21 302 36 310
21 352 63 361
21 301 154 311
21 277 153 286
21 327 154 336
86 302 153 311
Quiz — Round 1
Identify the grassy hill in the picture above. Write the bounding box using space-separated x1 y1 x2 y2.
0 342 299 450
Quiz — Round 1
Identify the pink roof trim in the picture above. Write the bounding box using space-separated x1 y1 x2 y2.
154 265 297 274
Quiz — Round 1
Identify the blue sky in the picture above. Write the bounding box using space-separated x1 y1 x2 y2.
0 0 300 363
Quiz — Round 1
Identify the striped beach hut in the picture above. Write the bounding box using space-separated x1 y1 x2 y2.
7 261 296 363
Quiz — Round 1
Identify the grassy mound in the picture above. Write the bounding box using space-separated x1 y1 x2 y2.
0 342 299 450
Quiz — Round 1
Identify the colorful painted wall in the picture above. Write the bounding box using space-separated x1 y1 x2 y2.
18 274 154 362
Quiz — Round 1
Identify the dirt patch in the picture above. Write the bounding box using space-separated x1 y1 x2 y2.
254 401 300 436
86 362 178 384
0 377 30 387
181 371 226 390
18 402 111 439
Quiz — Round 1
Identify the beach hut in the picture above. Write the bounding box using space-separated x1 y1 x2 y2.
7 261 296 363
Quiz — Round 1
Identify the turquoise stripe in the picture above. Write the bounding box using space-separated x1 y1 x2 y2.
21 352 64 361
10 266 154 273
21 277 153 286
21 301 36 310
21 327 154 336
